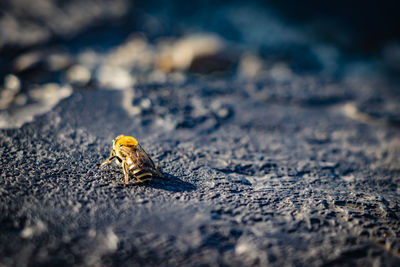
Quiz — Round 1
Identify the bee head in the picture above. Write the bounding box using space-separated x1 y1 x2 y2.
113 135 138 150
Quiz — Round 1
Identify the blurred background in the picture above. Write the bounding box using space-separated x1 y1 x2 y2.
0 0 399 128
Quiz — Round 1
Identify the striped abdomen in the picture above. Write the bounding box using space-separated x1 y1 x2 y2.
129 166 154 182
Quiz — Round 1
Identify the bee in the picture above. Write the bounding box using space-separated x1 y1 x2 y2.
99 135 163 186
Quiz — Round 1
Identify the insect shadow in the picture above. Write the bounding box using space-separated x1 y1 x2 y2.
125 172 196 192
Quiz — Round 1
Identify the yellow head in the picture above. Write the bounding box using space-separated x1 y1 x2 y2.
113 135 138 151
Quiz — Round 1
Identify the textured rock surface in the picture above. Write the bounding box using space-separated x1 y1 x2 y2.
1 1 400 266
1 78 400 266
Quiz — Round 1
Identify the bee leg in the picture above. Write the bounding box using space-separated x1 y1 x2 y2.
98 156 117 168
98 149 116 168
122 162 130 187
154 164 164 177
153 168 164 178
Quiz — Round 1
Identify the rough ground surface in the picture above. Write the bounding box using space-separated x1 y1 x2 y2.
1 77 400 266
1 1 400 266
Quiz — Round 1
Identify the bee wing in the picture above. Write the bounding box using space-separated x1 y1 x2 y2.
136 144 156 169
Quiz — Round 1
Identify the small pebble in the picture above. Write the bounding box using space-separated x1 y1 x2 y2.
14 94 27 106
47 52 72 71
97 66 135 90
77 50 99 69
66 65 91 86
29 83 72 105
4 74 21 92
217 107 230 119
238 53 264 78
270 63 293 81
157 33 225 72
13 51 42 72
140 98 152 109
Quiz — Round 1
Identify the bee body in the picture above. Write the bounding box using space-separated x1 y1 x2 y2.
99 135 163 186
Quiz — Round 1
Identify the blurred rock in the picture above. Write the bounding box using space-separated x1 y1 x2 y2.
20 220 47 239
140 98 152 110
97 66 135 90
4 74 21 92
66 65 92 87
157 33 236 74
13 51 44 73
147 70 167 84
14 94 27 106
210 100 233 120
167 72 186 84
29 83 72 105
0 83 72 128
0 75 21 110
269 63 293 82
77 50 100 70
122 88 142 116
0 13 50 49
189 52 236 74
13 49 73 76
238 53 264 79
0 90 15 110
0 0 129 50
104 36 155 71
357 97 400 126
47 52 73 71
